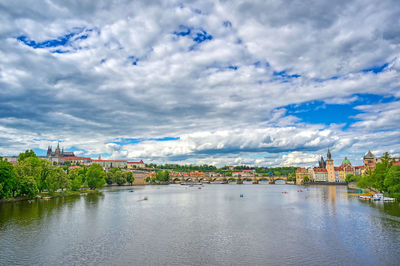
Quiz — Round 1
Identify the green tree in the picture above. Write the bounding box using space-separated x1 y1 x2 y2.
303 175 310 182
18 149 38 162
155 170 169 182
64 160 71 167
14 156 42 196
125 171 134 185
19 176 39 198
0 158 17 199
384 165 400 198
38 159 53 192
371 162 389 191
115 171 127 186
71 175 83 191
68 167 80 180
345 174 359 183
288 172 296 181
106 172 114 185
86 164 106 189
45 168 70 194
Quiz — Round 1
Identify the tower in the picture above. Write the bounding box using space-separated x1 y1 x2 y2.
47 146 52 157
327 148 332 160
326 149 335 182
55 142 61 157
363 150 376 173
318 156 326 168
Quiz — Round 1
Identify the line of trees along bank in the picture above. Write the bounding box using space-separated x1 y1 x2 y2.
0 150 111 199
145 163 297 177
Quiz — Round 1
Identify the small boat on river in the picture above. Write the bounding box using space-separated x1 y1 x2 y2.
359 193 396 202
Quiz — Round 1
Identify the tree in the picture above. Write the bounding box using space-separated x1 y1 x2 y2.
371 162 389 191
18 149 38 162
155 170 169 182
68 167 80 180
0 158 17 199
345 174 359 183
125 171 134 185
115 171 127 186
384 165 400 198
38 159 53 192
106 172 114 185
303 175 310 182
19 176 38 198
14 156 42 197
71 175 83 191
86 164 106 189
64 160 71 167
288 172 296 181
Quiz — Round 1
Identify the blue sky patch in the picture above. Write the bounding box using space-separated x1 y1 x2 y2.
17 28 90 50
273 70 301 79
285 93 398 127
111 137 180 145
193 30 213 43
362 62 388 74
173 25 191 36
33 148 46 156
128 56 139 65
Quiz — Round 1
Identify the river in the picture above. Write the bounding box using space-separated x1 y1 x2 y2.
1 184 400 265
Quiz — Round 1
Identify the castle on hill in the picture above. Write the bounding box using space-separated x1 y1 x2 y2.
47 142 75 158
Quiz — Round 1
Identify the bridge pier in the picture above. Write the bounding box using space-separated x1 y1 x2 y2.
252 179 259 184
236 179 243 184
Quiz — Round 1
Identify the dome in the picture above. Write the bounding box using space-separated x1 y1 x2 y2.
341 156 352 165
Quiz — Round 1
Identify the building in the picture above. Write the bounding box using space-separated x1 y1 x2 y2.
363 150 376 173
313 168 328 182
318 156 326 168
47 143 75 158
295 168 309 184
3 156 18 165
91 159 128 169
63 156 92 166
326 149 335 182
127 160 145 169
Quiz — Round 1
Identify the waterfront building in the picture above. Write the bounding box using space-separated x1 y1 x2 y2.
354 165 364 176
326 149 335 182
313 168 328 182
295 168 309 184
127 160 145 169
334 166 346 182
363 150 376 173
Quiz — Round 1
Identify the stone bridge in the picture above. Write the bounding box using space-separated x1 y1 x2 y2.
169 175 288 184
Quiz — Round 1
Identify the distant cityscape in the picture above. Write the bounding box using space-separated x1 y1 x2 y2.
296 149 400 184
2 143 400 186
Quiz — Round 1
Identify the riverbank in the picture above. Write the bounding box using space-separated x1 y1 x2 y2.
0 189 100 204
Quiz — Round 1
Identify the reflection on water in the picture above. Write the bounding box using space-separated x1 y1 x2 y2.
0 185 399 265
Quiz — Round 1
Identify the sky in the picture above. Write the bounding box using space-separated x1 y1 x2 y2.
0 0 399 167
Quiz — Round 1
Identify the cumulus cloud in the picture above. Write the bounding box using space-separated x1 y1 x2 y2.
0 0 399 166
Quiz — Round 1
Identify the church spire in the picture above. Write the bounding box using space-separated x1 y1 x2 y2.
327 148 332 160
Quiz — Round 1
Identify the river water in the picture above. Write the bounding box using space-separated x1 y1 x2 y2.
1 184 400 265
